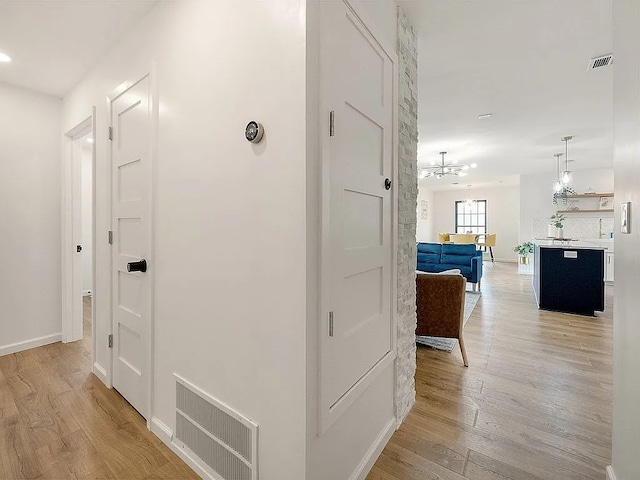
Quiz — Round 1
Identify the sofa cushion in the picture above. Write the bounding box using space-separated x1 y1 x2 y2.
441 243 478 266
435 263 471 278
417 243 441 265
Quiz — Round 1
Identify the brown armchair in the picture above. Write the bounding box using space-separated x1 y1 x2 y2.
416 272 469 366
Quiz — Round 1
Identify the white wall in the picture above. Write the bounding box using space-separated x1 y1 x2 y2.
519 167 614 242
431 185 519 262
611 2 640 478
0 82 62 354
81 144 92 294
63 2 307 478
416 185 435 242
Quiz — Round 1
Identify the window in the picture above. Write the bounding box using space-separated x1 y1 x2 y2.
455 200 487 235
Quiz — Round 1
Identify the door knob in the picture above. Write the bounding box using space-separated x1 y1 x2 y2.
76 245 82 252
127 259 147 273
385 178 392 190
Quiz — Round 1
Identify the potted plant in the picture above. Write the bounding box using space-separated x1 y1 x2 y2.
549 213 566 238
514 241 535 264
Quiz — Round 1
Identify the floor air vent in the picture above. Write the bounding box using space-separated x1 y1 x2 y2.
173 375 258 480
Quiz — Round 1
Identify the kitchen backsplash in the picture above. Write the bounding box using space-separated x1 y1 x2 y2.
532 216 615 240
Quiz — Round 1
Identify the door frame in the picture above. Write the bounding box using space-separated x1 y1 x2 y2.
107 68 158 426
62 111 96 353
317 0 399 432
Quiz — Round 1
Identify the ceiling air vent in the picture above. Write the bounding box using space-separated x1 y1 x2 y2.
588 54 613 70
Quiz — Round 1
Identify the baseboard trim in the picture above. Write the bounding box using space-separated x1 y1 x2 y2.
92 362 109 386
150 416 214 480
350 417 396 480
606 465 617 480
0 333 61 357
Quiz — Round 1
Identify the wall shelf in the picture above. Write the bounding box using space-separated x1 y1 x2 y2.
557 209 614 213
564 193 614 198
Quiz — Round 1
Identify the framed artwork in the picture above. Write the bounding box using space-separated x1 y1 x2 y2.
621 202 631 234
421 200 429 220
599 196 614 209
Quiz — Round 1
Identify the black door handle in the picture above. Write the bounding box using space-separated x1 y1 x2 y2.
385 178 392 190
127 259 147 273
77 245 82 252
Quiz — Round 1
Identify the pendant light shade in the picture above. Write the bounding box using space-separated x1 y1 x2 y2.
561 136 573 185
553 153 563 193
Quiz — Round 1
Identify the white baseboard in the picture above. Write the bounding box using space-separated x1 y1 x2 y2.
0 333 62 357
92 362 109 387
606 465 617 480
350 417 396 480
150 416 214 480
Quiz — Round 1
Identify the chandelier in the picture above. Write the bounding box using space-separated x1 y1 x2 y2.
419 151 477 179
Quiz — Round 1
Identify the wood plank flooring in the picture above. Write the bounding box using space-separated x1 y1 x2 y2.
368 262 613 480
0 296 199 480
0 266 613 479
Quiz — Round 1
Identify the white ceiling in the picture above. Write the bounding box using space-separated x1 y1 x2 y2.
399 0 613 191
0 0 158 97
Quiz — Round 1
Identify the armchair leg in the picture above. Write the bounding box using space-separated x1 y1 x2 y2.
478 279 481 292
472 283 477 293
459 335 469 367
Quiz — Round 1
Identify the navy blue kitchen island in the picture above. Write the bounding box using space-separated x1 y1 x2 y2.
533 242 606 316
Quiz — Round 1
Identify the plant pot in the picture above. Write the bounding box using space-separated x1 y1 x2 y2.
547 225 556 238
519 255 530 265
556 227 564 239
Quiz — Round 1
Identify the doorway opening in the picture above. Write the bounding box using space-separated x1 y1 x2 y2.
62 113 96 365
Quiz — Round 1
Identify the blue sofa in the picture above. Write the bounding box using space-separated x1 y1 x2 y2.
417 243 483 292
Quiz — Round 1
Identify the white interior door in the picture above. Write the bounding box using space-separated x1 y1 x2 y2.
320 1 394 418
110 75 152 418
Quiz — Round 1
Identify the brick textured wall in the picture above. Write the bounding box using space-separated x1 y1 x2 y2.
395 6 418 425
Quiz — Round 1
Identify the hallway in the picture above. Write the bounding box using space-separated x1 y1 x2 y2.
0 297 198 479
370 263 613 480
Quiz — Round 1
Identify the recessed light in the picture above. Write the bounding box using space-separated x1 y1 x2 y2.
0 52 12 63
86 138 94 144
478 113 492 119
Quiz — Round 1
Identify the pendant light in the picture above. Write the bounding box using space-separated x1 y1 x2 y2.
561 136 573 185
553 153 563 193
465 184 476 208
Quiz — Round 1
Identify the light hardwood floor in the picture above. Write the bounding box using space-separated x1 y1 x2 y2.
0 266 612 479
0 296 199 480
368 262 613 480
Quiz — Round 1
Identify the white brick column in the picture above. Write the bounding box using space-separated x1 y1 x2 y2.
395 6 418 425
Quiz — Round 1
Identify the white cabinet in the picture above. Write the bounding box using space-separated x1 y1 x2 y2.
605 252 615 282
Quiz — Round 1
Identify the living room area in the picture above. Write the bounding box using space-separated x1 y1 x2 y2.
369 1 616 478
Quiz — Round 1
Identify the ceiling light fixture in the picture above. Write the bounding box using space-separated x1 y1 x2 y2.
465 185 476 208
0 52 11 63
478 113 492 119
419 151 478 180
553 153 563 193
561 135 573 185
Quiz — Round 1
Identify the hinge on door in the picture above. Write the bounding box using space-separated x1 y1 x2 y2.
108 334 113 348
108 126 113 141
329 111 335 137
329 311 334 337
108 230 113 245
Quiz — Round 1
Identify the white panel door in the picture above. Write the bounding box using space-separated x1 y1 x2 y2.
111 75 152 418
321 1 394 413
